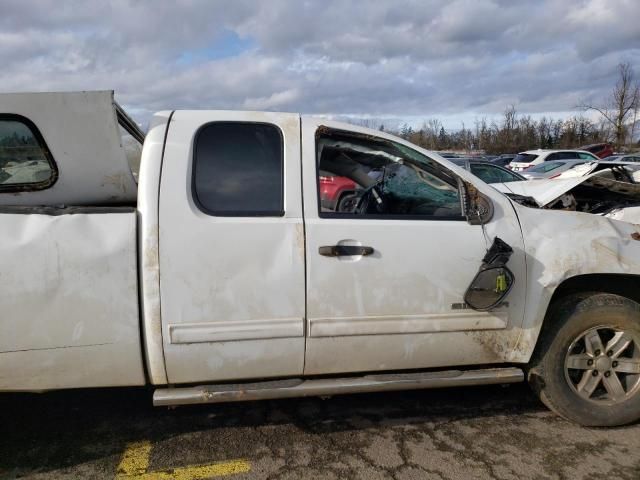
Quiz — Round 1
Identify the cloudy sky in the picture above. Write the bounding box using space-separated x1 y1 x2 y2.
1 0 638 129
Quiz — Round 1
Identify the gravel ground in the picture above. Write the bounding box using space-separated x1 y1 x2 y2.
1 383 639 479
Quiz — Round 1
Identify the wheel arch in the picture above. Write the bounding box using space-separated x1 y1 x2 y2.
548 274 640 308
527 274 640 365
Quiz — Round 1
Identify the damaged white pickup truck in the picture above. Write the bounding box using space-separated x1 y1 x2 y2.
3 91 640 427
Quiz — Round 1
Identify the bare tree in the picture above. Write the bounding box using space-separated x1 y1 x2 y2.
630 101 639 146
424 118 442 149
580 62 640 149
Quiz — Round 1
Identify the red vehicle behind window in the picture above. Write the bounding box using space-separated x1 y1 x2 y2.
579 143 614 159
319 172 358 211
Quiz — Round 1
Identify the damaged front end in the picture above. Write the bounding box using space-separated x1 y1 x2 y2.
495 168 640 223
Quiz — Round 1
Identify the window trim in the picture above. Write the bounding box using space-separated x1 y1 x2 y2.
0 114 58 193
191 121 285 217
315 127 465 221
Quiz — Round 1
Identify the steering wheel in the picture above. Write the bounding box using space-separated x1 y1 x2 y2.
355 183 386 214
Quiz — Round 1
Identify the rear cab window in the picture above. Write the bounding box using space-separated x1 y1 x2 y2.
192 122 284 216
0 115 56 191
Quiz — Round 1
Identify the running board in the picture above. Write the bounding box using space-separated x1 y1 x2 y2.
153 367 523 406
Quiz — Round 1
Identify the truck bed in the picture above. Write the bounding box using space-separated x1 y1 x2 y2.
0 206 145 390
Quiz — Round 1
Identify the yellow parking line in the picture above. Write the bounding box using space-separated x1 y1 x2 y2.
116 440 250 479
117 441 152 476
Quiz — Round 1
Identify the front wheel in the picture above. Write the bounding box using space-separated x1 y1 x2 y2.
528 293 640 426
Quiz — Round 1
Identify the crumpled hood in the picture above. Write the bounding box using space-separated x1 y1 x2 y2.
493 177 586 206
494 170 640 207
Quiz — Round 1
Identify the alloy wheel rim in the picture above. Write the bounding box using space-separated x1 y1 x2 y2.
564 325 640 405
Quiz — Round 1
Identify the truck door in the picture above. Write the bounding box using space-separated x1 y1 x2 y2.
159 112 305 384
301 118 527 375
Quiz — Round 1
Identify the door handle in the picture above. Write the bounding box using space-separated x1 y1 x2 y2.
319 245 374 257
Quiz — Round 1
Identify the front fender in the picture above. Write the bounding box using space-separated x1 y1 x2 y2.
509 204 640 362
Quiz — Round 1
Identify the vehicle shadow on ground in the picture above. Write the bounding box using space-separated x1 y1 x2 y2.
0 383 549 476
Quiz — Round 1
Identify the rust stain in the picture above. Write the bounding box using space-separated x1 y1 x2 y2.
464 330 521 362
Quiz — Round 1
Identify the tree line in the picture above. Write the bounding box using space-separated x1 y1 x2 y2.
0 131 38 147
357 62 639 154
394 109 613 154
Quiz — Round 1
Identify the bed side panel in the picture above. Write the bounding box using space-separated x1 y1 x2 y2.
0 209 145 390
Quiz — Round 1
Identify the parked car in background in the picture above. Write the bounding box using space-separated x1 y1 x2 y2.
509 149 599 171
319 172 358 211
490 154 516 167
473 155 498 162
520 160 588 180
450 158 525 183
579 143 614 159
604 154 640 163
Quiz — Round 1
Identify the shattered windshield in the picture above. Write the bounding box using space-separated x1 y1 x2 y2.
316 128 462 218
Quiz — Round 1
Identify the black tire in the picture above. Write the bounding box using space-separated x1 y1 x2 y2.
336 191 359 213
528 292 640 426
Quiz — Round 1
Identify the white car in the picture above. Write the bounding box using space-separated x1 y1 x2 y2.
606 154 640 163
509 149 599 172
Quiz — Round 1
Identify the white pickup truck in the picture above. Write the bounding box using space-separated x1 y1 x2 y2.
2 91 640 427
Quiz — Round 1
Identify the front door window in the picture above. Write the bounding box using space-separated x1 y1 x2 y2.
317 129 463 219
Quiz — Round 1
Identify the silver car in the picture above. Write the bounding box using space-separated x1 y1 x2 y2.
605 154 640 162
520 160 588 180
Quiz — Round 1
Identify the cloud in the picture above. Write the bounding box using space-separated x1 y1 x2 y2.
0 0 638 128
243 89 300 110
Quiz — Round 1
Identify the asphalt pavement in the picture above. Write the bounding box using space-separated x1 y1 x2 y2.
1 383 639 479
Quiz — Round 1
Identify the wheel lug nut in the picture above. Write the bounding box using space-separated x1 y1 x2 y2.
587 359 594 366
605 371 611 377
607 350 613 357
595 350 601 356
592 370 599 377
612 361 618 368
